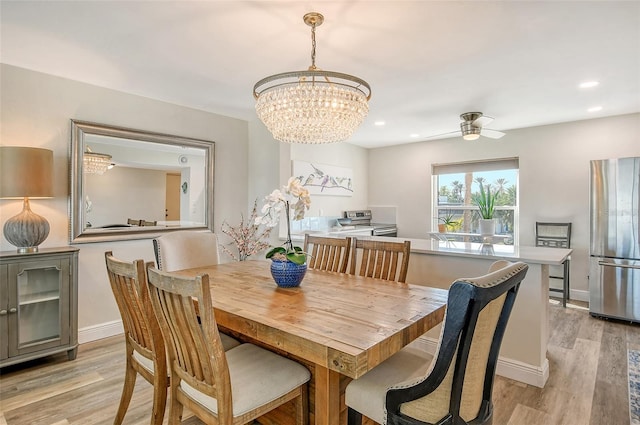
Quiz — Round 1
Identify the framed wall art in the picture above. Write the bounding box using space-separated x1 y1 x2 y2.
292 160 353 196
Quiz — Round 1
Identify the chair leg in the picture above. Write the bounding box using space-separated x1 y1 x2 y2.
168 386 184 425
295 385 309 425
114 357 137 425
150 371 168 425
348 407 363 425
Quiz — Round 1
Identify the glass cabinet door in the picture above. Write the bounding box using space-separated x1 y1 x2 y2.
8 259 70 356
18 265 61 345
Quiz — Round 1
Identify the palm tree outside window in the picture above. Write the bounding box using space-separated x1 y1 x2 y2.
432 158 519 245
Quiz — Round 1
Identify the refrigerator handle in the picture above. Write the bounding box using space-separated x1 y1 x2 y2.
598 261 640 270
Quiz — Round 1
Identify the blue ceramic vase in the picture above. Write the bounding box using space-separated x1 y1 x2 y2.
270 260 307 288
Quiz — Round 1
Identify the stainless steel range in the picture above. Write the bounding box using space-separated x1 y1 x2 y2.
344 210 398 237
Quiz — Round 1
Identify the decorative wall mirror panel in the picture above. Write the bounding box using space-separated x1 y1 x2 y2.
70 120 215 243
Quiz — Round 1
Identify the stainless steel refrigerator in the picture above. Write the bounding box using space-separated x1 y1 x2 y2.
589 157 640 322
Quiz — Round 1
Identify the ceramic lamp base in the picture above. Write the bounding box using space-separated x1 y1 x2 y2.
3 198 50 253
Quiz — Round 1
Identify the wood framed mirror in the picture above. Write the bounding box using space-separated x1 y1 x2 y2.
69 120 215 243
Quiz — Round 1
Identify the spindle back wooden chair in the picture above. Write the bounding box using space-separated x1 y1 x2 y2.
146 266 311 425
104 251 167 425
349 239 411 283
303 234 352 273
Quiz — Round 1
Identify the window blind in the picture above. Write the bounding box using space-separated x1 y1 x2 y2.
432 157 519 175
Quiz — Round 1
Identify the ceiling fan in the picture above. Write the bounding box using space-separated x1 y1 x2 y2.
428 112 506 141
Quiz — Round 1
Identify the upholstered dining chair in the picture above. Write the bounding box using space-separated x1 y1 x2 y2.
152 230 240 351
153 230 221 271
303 234 352 273
345 260 529 425
104 251 167 425
349 239 411 283
146 266 311 425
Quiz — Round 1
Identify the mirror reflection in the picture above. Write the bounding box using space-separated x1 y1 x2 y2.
70 120 215 243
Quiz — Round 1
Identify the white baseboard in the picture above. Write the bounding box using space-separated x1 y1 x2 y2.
411 336 549 388
569 289 589 303
548 288 589 303
78 320 124 344
496 356 549 388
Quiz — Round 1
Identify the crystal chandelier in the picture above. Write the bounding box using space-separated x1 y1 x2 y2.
253 12 371 144
83 146 112 175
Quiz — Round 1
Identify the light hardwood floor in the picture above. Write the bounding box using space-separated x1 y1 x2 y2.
1 299 639 425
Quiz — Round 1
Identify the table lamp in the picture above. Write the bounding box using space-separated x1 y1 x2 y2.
0 146 54 253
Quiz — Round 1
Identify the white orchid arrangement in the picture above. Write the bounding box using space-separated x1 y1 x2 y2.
255 177 311 265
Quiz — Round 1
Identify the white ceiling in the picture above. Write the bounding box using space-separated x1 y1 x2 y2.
2 1 639 149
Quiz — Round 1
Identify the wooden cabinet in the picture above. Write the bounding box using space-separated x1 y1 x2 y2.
0 247 79 367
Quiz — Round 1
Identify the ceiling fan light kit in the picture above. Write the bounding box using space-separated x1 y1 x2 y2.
461 122 481 140
427 111 506 141
253 12 371 144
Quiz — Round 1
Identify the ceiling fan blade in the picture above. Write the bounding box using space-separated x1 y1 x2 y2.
480 128 505 139
473 115 494 127
423 130 460 140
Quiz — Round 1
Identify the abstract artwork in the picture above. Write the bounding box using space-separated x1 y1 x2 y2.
292 160 353 196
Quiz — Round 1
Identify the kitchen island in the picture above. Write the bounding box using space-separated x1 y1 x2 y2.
401 237 570 388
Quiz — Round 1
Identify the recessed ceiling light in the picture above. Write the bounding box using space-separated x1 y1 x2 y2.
374 121 385 126
588 106 603 112
410 133 420 138
579 81 600 89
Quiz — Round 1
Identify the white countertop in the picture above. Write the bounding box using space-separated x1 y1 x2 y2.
288 232 571 265
405 237 571 265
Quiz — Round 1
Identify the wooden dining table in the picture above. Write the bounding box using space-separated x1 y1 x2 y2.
174 260 448 425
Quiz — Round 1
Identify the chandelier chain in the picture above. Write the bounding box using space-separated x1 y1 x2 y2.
310 22 317 70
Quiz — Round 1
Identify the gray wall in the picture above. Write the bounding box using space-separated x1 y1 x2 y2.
368 113 640 299
0 64 251 339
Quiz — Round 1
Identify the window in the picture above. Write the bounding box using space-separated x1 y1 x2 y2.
432 158 519 244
